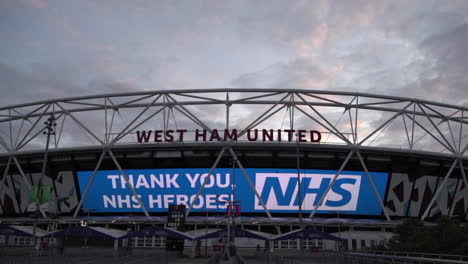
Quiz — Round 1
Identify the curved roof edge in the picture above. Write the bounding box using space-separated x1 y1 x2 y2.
2 88 468 111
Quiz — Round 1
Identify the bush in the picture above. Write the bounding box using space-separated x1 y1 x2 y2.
387 216 468 254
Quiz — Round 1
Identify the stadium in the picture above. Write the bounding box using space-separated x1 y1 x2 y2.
0 89 467 253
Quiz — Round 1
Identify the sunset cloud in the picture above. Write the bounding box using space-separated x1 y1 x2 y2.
0 0 466 150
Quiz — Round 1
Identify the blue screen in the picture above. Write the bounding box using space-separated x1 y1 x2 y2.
77 168 388 215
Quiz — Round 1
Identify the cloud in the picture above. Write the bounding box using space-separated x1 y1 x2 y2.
1 0 467 153
0 62 150 107
29 0 46 9
230 1 468 107
231 59 339 89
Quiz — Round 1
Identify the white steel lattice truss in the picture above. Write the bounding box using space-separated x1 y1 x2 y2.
0 89 467 223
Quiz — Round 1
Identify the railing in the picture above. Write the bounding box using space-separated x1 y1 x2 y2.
363 251 468 262
345 251 468 264
256 252 302 264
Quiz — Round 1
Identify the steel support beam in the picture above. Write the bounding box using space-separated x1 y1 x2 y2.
458 111 464 152
230 91 282 103
111 94 162 143
237 94 290 138
404 113 456 154
418 104 456 153
166 94 213 132
421 159 458 221
309 151 354 219
112 106 166 144
72 151 106 218
296 93 351 144
12 157 31 190
0 157 12 208
12 156 47 217
359 102 413 145
186 147 226 217
55 102 104 145
14 104 52 151
293 105 351 144
0 133 11 153
458 160 468 197
356 151 391 221
228 147 280 234
108 150 151 218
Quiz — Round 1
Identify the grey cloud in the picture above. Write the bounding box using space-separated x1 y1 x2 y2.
1 0 468 153
230 1 468 107
385 23 468 105
0 63 147 107
0 63 83 106
231 59 334 89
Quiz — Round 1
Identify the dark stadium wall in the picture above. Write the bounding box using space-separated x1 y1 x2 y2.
0 171 78 215
385 173 468 220
1 169 467 220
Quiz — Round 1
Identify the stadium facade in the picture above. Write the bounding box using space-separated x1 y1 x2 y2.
0 89 467 250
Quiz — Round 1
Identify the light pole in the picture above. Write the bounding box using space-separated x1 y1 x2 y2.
335 211 342 251
38 115 56 209
205 210 208 257
204 209 217 257
81 208 96 248
220 199 240 257
32 114 56 252
295 132 304 253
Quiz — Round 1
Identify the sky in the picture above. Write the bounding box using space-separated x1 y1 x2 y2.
1 0 468 107
0 0 467 153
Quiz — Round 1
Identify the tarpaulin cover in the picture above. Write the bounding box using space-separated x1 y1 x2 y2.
272 228 343 241
121 226 194 240
0 225 45 237
42 226 122 239
195 227 269 240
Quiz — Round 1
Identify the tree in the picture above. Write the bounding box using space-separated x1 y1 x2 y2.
386 216 468 254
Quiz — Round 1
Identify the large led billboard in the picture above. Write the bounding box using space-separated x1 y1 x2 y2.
77 169 388 215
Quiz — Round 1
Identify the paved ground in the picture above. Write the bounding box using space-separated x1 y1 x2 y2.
0 247 347 264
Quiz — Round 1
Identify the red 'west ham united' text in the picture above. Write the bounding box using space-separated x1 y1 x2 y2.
135 129 321 143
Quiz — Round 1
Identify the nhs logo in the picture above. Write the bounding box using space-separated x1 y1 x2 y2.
254 173 361 211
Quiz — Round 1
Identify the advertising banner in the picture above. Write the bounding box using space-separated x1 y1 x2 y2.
77 169 388 215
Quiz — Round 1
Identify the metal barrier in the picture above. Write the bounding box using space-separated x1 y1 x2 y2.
344 252 468 264
255 252 302 264
361 251 468 262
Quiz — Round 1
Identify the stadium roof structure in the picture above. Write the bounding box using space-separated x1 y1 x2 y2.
195 227 271 240
0 224 46 237
121 225 194 240
42 226 127 239
271 228 343 241
0 89 467 224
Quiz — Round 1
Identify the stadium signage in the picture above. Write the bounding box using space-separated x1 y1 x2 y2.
77 169 388 215
135 129 322 143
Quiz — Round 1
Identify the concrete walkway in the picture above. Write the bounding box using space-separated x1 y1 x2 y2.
0 247 347 264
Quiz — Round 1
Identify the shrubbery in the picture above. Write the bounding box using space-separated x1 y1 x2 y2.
375 216 468 255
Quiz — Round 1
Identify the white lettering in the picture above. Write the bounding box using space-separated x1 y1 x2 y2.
103 195 116 208
217 194 230 209
176 195 188 206
165 174 180 188
131 195 142 208
150 174 164 188
164 194 175 208
148 194 162 208
190 195 204 209
107 175 119 189
186 173 200 188
117 195 131 208
206 194 217 209
120 175 134 189
217 173 230 188
135 174 150 189
200 173 214 188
